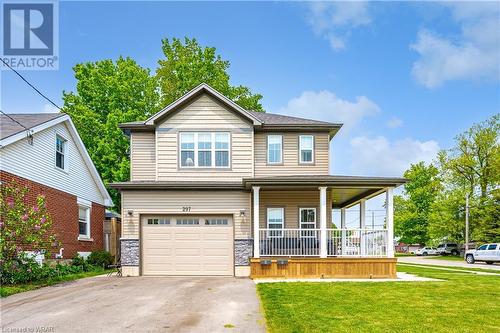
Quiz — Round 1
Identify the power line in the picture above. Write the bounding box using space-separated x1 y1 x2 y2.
0 109 30 131
0 58 63 112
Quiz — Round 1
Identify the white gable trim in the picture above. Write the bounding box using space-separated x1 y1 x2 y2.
0 115 113 207
145 83 262 126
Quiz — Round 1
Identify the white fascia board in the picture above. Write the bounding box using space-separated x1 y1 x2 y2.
0 115 69 148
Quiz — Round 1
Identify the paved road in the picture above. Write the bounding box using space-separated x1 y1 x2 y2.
398 256 500 271
1 275 265 333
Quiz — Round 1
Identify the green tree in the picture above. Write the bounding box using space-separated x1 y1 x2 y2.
63 57 160 207
394 162 441 245
156 37 264 111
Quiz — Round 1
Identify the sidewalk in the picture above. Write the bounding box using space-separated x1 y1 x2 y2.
397 256 500 271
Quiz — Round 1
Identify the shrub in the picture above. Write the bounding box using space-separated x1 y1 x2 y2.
87 250 114 268
0 180 60 264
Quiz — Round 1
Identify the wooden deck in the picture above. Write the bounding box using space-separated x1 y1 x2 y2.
250 257 397 279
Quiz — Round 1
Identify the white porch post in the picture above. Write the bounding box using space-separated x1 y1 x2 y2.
319 186 328 258
360 199 366 256
341 208 346 256
386 188 394 258
253 186 260 258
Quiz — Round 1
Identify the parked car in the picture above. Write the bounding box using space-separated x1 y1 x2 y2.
436 243 460 256
465 243 500 265
415 247 438 256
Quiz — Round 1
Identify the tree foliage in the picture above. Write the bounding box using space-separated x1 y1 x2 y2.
394 162 441 245
396 114 499 245
63 57 160 207
156 37 264 111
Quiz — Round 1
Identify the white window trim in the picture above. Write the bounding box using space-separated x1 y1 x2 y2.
299 207 317 238
55 133 68 172
299 135 314 164
267 207 284 238
77 198 92 240
267 134 283 164
179 132 231 169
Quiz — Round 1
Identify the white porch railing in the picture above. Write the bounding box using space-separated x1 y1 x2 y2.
258 228 388 257
326 229 388 257
259 229 321 256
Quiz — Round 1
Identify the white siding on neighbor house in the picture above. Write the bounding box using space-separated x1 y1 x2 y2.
156 94 254 181
121 190 251 239
130 132 156 181
0 122 105 205
254 132 330 177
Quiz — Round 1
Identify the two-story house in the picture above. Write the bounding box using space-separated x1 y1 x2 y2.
0 113 112 259
111 84 405 278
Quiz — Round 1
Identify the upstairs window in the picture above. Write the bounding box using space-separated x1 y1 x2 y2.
267 135 282 164
180 132 230 168
56 135 67 170
299 135 314 164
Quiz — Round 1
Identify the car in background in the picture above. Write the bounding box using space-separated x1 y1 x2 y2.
415 247 438 256
465 243 500 265
437 243 460 256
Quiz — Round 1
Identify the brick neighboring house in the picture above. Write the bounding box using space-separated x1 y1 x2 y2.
0 113 112 259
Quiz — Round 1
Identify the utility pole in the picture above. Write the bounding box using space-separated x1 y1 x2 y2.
465 194 469 252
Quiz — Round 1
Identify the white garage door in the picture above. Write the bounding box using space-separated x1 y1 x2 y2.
142 216 234 276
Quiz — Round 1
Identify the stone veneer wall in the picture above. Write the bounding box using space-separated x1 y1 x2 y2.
121 239 139 266
234 239 253 266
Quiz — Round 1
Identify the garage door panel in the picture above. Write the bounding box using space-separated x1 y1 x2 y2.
142 216 233 276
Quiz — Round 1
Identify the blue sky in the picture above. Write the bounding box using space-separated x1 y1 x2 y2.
1 1 499 180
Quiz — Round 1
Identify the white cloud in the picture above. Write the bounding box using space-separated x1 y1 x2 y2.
386 117 403 128
306 1 371 51
411 2 500 88
277 90 380 133
349 136 440 176
42 104 60 113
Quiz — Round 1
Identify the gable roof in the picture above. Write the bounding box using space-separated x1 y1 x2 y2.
0 113 113 206
118 83 343 135
1 113 65 141
145 83 262 126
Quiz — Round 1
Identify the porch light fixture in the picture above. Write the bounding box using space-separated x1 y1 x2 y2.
239 209 246 217
127 210 133 216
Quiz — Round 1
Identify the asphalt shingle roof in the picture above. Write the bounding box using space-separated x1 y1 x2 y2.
0 113 64 140
246 110 341 126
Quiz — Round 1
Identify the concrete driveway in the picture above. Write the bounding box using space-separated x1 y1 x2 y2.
1 275 265 333
398 256 500 271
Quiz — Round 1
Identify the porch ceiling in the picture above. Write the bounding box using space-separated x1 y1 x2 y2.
243 175 406 208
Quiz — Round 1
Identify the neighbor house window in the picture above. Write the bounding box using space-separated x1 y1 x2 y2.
267 135 282 164
299 135 314 163
56 135 67 170
180 132 230 168
78 206 90 238
267 208 284 237
299 208 316 238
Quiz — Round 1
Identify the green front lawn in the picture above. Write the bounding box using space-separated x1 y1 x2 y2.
426 255 465 261
257 266 500 333
0 269 112 297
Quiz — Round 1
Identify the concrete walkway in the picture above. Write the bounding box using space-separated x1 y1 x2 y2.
1 275 265 333
397 256 500 271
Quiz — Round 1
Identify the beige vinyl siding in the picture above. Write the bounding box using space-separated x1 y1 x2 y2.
254 132 330 177
156 94 253 181
130 132 156 181
259 190 332 229
121 190 251 239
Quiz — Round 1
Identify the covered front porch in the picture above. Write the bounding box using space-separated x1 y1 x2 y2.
243 176 405 278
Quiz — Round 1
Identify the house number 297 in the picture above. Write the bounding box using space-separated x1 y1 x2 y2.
182 206 191 212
